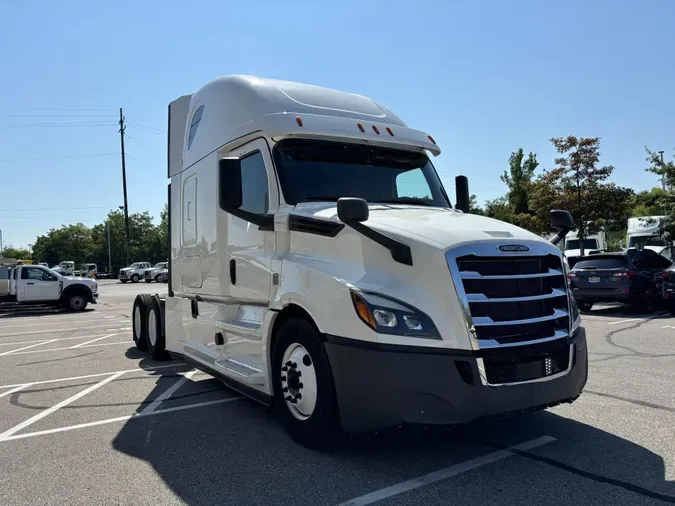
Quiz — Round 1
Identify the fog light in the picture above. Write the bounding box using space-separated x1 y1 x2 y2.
373 309 397 327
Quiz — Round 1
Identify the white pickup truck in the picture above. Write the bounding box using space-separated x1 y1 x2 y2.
0 264 98 311
119 262 151 283
52 261 75 276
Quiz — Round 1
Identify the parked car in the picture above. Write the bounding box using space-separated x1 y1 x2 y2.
119 262 151 283
157 268 168 283
660 262 675 314
143 262 168 283
568 249 671 312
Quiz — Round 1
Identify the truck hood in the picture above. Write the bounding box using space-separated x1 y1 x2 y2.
293 203 547 248
63 277 96 287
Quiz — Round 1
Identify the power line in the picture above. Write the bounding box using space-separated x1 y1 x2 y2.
0 153 118 163
126 122 165 134
0 206 109 212
2 114 117 119
0 123 118 128
3 107 117 112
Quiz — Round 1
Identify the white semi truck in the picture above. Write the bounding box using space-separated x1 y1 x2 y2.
131 75 586 447
0 264 98 311
626 216 673 257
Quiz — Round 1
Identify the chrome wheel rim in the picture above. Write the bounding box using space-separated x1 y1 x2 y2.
148 308 157 347
281 343 317 420
71 296 84 310
134 305 141 338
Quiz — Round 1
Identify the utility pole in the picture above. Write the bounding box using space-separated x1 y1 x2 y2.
107 220 112 273
0 229 3 255
119 108 131 266
658 150 666 191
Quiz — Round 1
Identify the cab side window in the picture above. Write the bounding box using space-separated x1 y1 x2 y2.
22 267 57 281
187 105 203 151
240 152 269 215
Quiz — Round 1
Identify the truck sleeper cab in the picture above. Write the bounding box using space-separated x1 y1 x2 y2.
132 75 587 448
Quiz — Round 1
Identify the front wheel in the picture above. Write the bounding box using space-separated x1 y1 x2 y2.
64 293 88 312
131 274 140 283
272 317 341 449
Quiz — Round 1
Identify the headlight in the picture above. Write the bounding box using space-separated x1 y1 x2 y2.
350 290 440 339
569 289 581 333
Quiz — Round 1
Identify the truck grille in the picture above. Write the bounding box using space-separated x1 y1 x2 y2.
144 270 150 276
447 245 572 385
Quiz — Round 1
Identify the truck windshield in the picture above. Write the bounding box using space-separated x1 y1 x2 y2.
153 263 165 268
130 263 142 268
628 235 666 248
273 139 451 207
566 239 598 250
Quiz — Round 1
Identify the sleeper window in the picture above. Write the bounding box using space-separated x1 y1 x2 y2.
187 105 204 151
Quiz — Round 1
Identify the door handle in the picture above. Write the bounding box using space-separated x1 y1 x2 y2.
26 282 35 285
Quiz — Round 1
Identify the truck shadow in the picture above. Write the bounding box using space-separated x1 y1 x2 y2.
0 308 96 319
111 366 675 506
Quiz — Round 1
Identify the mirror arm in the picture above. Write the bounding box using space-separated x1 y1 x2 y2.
341 219 413 266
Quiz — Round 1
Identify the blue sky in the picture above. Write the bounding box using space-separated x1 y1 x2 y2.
1 0 673 249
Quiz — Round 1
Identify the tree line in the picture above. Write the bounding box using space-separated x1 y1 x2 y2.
469 136 674 254
4 135 674 266
3 206 168 272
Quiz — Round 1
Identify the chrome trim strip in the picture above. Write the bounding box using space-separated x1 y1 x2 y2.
476 346 574 386
460 268 563 280
477 329 568 349
467 288 567 303
473 308 568 327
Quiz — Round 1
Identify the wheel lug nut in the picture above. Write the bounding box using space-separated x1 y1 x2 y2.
285 396 292 401
281 366 288 372
298 383 303 388
281 376 286 382
282 387 288 393
296 371 302 377
285 361 292 367
296 393 302 400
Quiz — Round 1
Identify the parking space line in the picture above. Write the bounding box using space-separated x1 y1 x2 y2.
70 333 118 349
141 369 199 414
0 333 122 347
0 339 131 358
0 318 127 330
0 324 132 338
0 340 57 356
0 363 186 390
0 384 33 399
0 396 244 442
0 371 127 441
335 436 557 506
607 315 664 325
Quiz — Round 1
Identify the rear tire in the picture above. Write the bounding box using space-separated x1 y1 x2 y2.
146 297 168 360
578 301 593 312
272 317 341 450
132 294 153 351
120 280 127 284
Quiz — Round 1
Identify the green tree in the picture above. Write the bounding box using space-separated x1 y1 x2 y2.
644 147 675 242
32 223 93 266
531 136 633 255
631 187 667 217
501 148 539 215
1 245 32 260
469 194 484 215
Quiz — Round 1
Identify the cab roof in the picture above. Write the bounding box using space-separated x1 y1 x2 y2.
169 75 440 177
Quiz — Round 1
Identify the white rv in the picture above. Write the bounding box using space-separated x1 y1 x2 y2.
563 229 606 266
131 75 587 447
626 216 669 253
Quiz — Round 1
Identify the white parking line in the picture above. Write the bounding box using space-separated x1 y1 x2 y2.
0 396 244 442
0 324 132 338
0 371 127 441
69 333 117 348
141 369 198 414
0 317 126 330
336 436 557 506
0 340 57 356
0 333 122 347
0 339 131 357
0 363 186 390
0 384 32 399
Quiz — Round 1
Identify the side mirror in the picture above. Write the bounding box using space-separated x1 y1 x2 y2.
218 157 242 210
337 197 369 223
548 210 574 246
550 210 574 230
455 175 470 213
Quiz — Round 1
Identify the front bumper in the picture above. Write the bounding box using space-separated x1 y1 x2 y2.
325 328 588 433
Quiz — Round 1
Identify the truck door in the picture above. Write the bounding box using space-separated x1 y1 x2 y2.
19 266 60 302
219 138 279 380
226 138 278 304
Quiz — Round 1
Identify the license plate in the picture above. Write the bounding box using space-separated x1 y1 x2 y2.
588 276 600 283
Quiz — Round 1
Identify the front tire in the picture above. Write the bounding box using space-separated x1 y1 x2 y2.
120 280 128 284
146 297 168 360
131 274 140 283
64 292 88 312
132 294 153 351
272 317 340 449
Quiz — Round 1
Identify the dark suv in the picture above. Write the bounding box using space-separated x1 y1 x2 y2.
661 262 675 314
568 249 670 311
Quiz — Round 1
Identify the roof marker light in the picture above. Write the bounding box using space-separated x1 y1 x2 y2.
386 127 394 136
357 123 365 132
296 116 303 127
372 125 380 135
428 134 436 144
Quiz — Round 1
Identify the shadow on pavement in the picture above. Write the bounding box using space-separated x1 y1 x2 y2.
112 372 675 506
0 308 96 319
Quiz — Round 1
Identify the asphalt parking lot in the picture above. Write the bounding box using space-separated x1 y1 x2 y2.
0 283 673 506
